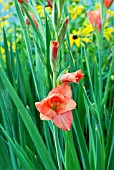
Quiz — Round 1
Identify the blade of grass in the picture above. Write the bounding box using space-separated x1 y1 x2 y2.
0 66 57 170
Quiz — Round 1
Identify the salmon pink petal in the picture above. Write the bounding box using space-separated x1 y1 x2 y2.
57 99 76 114
52 111 73 131
48 93 64 105
40 113 51 120
61 73 76 83
35 100 56 119
72 70 84 83
48 83 72 99
61 70 84 83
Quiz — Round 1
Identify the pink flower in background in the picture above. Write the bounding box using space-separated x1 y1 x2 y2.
61 70 84 84
25 12 38 29
104 0 113 8
35 83 76 131
88 9 102 32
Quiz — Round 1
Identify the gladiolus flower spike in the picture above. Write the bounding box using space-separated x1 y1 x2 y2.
35 83 76 131
61 70 84 84
88 9 102 32
104 0 113 9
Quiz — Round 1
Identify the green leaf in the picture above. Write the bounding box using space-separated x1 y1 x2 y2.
0 67 56 170
0 136 13 170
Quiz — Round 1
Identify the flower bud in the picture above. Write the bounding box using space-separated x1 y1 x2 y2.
25 12 38 29
104 0 113 8
47 0 52 8
50 41 59 72
51 41 59 60
18 0 28 3
61 70 84 84
58 17 69 46
88 9 102 32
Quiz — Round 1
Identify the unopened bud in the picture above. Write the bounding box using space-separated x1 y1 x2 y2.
18 0 28 3
58 17 69 46
50 41 59 72
104 0 113 9
25 12 38 29
47 0 52 8
51 41 59 60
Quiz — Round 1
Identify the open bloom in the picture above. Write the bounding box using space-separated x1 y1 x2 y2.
104 0 113 8
88 9 102 32
70 24 93 47
61 70 84 83
25 12 38 29
68 4 84 20
35 83 76 131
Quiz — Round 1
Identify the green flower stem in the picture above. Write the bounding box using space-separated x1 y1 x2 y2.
98 0 106 112
65 132 69 170
102 53 114 106
53 71 62 170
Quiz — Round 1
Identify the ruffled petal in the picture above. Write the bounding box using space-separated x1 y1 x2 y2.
35 100 57 119
57 99 76 114
61 73 76 83
48 83 72 99
52 111 73 131
40 113 51 120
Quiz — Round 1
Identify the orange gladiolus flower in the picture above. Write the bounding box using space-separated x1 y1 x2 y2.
61 70 84 84
88 9 102 32
104 0 113 8
25 12 38 29
35 83 76 131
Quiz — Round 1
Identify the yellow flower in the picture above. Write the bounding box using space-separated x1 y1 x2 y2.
68 4 84 20
36 5 52 18
86 18 113 41
0 14 12 29
1 3 9 11
0 21 9 28
72 0 80 2
95 3 100 9
104 22 114 41
70 25 93 47
107 10 114 17
0 46 6 60
7 41 16 52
